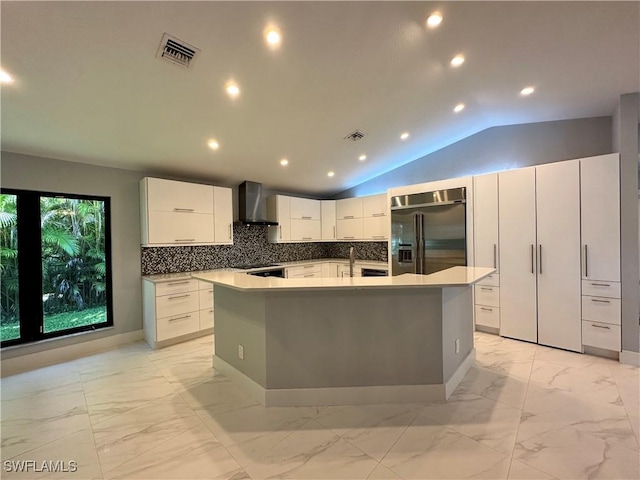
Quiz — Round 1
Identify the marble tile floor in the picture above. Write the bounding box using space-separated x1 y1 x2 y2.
1 332 638 480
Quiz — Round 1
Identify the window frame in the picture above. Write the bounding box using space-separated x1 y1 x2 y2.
0 188 114 347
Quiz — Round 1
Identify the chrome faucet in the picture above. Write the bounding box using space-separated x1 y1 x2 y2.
349 246 355 277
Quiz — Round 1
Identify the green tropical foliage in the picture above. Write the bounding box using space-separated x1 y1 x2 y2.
0 194 109 342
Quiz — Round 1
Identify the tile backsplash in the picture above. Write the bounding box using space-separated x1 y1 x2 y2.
141 224 388 275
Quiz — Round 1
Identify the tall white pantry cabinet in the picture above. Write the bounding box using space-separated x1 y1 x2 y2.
484 153 620 353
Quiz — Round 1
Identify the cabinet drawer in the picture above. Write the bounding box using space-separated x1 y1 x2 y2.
199 288 214 309
581 280 621 299
581 296 621 325
475 305 500 329
478 273 500 287
147 211 214 244
336 218 364 239
155 279 199 297
291 271 321 279
199 308 214 331
156 292 200 319
157 312 200 342
290 219 321 241
287 264 322 277
475 285 500 307
582 321 621 351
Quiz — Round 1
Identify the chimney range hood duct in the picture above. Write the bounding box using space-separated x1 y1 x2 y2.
237 181 278 226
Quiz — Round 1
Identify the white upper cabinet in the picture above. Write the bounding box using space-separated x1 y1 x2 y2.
580 154 620 282
141 177 229 246
336 218 364 240
498 167 538 344
336 197 364 219
291 220 322 241
267 195 291 242
321 200 337 240
535 160 581 352
363 217 388 240
213 186 233 244
473 174 499 270
145 177 213 214
362 194 388 218
290 197 321 220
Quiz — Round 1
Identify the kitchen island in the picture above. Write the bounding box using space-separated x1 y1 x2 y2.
193 266 494 406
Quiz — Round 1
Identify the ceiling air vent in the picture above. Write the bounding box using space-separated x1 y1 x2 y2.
156 33 200 69
344 130 367 142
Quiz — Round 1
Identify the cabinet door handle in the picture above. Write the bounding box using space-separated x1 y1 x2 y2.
303 265 315 269
591 323 610 330
175 239 196 242
480 287 493 291
168 314 191 322
333 226 336 238
228 223 232 240
302 237 312 240
538 245 542 275
344 236 355 239
279 225 282 239
493 244 497 269
167 281 190 286
302 216 312 220
480 307 493 312
591 283 611 287
303 274 315 277
584 244 588 277
591 299 611 304
344 215 355 219
168 294 190 300
530 244 535 274
372 213 385 217
173 208 195 212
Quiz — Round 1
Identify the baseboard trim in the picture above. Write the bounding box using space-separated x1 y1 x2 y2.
445 348 476 399
212 354 478 407
620 349 640 367
1 330 144 377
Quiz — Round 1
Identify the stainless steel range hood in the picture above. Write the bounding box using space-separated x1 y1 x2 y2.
237 181 278 226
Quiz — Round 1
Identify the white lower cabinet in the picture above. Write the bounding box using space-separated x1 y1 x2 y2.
198 280 214 331
143 278 214 348
338 264 362 278
474 274 500 331
286 264 322 278
321 262 338 277
475 305 500 329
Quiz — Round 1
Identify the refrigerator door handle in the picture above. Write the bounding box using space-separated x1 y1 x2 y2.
414 212 424 275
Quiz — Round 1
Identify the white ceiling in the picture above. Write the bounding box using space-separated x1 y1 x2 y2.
1 1 638 196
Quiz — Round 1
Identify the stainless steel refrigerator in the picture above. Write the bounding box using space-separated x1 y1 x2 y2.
390 187 467 276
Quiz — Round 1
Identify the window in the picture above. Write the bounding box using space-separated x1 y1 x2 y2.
1 189 113 346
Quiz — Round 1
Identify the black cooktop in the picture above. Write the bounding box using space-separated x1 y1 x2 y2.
234 263 281 270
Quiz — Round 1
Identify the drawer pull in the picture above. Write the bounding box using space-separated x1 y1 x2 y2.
344 236 355 239
173 208 195 212
168 294 190 300
167 281 190 286
591 323 611 330
302 216 312 220
344 215 355 219
480 287 493 291
591 283 611 287
175 239 196 242
303 265 315 269
591 299 611 304
169 315 191 322
303 274 314 277
302 237 312 240
372 213 385 217
480 307 493 312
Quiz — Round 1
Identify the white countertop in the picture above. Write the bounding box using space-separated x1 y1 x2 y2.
192 266 495 292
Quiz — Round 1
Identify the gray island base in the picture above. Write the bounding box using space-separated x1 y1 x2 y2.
193 267 494 406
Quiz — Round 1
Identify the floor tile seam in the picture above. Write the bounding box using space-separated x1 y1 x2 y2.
2 423 91 462
610 363 640 451
506 359 534 480
94 414 215 476
319 434 380 479
562 419 640 453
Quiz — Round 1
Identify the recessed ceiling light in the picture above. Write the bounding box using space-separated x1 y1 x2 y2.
265 28 281 46
280 158 289 166
400 132 410 140
454 103 465 113
0 70 14 84
426 13 443 28
450 55 465 67
225 82 240 98
358 155 367 161
327 171 335 177
520 86 535 96
208 140 220 150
